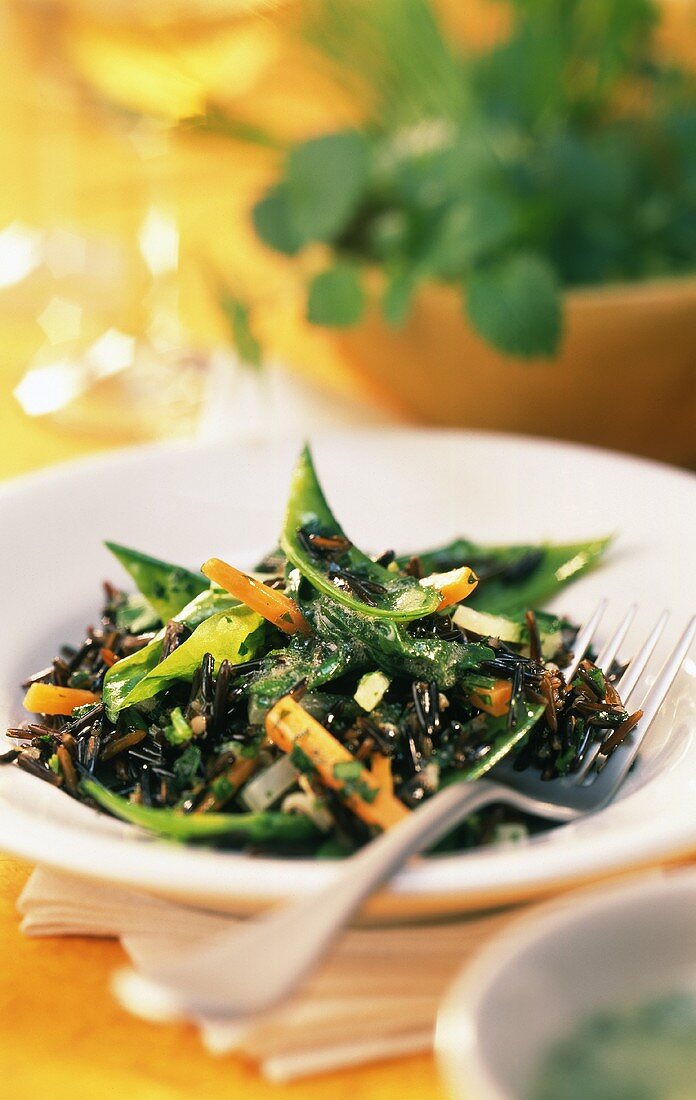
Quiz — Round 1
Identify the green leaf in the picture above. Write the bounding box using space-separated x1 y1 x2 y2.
218 293 261 368
465 252 562 358
102 587 244 719
172 744 202 791
249 634 361 712
286 130 370 242
105 542 208 623
281 445 441 621
392 131 498 210
315 598 493 689
333 761 363 781
165 707 194 746
115 607 265 712
424 193 517 279
252 184 306 255
113 592 161 634
81 778 320 844
382 267 417 327
306 263 366 327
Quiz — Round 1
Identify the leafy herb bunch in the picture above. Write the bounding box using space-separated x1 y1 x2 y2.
241 0 696 360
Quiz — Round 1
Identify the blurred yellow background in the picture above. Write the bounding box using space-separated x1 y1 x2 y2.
2 0 696 476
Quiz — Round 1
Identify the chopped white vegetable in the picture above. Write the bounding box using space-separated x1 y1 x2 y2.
354 670 390 713
239 754 299 813
540 632 563 660
281 791 333 832
453 605 524 643
492 822 529 846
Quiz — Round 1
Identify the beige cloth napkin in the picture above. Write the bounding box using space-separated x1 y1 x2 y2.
18 868 522 1083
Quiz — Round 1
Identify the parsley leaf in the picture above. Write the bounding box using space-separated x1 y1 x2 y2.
465 252 562 357
286 131 371 242
307 263 365 327
382 266 417 327
252 184 307 256
173 745 202 791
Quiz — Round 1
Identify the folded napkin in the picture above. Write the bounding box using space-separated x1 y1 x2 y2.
19 868 523 1082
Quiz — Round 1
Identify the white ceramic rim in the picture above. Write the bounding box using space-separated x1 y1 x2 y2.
434 866 696 1100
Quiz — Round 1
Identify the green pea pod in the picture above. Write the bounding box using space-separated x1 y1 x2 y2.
105 541 209 622
281 445 441 621
401 536 611 616
81 778 319 844
103 587 253 719
444 703 546 783
314 598 493 688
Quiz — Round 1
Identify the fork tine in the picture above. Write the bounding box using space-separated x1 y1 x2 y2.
587 615 696 790
574 610 669 782
617 610 670 703
570 605 640 782
626 615 696 729
564 599 608 682
596 604 637 673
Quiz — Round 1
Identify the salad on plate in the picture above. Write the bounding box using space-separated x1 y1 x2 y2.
3 446 636 857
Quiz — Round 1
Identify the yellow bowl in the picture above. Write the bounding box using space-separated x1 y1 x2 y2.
264 273 696 468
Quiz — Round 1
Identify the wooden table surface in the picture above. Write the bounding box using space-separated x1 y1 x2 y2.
0 857 445 1099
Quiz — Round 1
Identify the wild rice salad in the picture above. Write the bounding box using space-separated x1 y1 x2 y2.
3 447 638 856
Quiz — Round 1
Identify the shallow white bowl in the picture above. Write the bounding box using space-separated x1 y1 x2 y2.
436 867 696 1099
0 430 695 919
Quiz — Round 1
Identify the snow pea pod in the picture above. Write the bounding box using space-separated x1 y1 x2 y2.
443 703 546 783
81 778 319 844
400 536 611 616
105 542 208 622
281 446 441 622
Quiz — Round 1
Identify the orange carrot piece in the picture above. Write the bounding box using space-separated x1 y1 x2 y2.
420 566 479 610
23 683 100 716
370 752 394 798
266 697 409 831
469 679 512 718
201 558 311 636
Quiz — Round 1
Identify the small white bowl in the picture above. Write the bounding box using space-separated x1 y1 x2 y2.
435 868 696 1100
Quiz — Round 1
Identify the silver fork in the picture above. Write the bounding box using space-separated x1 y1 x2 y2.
114 605 696 1022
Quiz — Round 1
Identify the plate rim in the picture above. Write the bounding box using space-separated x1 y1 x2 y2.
1 423 694 506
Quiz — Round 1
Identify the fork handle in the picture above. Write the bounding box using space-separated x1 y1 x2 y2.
128 779 502 1019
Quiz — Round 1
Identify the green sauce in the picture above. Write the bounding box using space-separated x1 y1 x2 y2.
528 992 696 1100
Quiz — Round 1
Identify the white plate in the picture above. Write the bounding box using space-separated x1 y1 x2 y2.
436 867 696 1099
1 430 695 919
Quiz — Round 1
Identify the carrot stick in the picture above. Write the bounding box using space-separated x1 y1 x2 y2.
23 683 100 716
266 697 409 831
370 752 394 798
201 558 311 636
469 679 512 718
